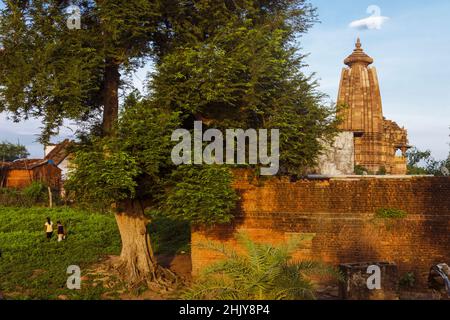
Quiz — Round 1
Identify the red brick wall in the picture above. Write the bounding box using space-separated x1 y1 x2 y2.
192 171 450 286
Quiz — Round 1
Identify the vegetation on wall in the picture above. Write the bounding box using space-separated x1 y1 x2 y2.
354 165 370 175
399 272 416 289
375 208 408 219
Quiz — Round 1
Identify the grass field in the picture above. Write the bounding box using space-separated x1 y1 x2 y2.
0 206 191 300
0 207 122 299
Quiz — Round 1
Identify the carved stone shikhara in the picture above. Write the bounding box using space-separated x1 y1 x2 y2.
338 39 410 174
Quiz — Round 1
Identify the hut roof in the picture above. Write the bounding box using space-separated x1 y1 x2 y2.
0 159 56 170
45 139 72 165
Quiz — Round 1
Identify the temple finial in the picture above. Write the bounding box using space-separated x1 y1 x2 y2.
344 38 373 67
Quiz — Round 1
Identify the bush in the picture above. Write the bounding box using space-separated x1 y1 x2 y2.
0 188 25 206
399 272 416 288
0 182 51 207
354 165 369 175
23 182 49 204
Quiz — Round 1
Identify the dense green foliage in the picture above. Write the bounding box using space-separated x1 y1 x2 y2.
0 0 163 141
161 165 239 225
0 182 49 207
0 141 29 161
0 207 121 299
184 233 341 300
65 143 142 209
406 147 450 176
22 182 49 204
152 0 338 175
67 96 239 225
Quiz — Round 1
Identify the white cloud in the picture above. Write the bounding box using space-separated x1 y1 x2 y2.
350 5 389 30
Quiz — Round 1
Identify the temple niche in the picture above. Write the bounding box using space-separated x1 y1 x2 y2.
336 38 410 175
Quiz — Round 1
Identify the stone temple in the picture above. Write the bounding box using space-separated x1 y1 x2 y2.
317 39 410 175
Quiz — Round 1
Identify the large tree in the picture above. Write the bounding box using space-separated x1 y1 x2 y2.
0 141 29 161
0 0 167 284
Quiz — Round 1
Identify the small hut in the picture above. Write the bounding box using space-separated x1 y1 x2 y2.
44 139 73 180
0 159 61 190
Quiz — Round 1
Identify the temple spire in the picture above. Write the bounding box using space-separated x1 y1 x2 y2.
344 38 373 67
338 39 410 174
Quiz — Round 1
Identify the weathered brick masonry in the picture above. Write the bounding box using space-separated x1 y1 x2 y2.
192 171 450 286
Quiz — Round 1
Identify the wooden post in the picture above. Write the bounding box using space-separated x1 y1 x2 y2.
48 186 53 208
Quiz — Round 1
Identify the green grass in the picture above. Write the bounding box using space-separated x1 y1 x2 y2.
0 207 192 299
0 207 121 299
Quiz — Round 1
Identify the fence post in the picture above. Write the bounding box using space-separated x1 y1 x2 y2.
48 186 53 208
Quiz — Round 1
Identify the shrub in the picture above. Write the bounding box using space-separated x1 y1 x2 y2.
354 165 369 175
0 182 50 207
399 272 416 288
23 182 49 204
0 188 24 206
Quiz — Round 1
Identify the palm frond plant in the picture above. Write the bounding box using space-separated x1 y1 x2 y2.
184 232 342 300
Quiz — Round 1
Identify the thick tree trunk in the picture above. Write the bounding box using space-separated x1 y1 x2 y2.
114 200 159 286
101 62 158 286
101 61 174 287
102 61 120 136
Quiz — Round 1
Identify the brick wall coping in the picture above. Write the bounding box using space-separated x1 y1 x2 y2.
307 174 435 180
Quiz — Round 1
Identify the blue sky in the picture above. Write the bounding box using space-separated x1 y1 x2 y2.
0 0 449 160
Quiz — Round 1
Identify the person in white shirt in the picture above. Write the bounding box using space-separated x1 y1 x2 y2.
44 217 53 240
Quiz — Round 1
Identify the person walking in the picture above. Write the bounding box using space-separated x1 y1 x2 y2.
44 217 53 240
56 221 66 242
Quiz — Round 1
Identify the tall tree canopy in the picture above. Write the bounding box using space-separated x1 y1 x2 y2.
151 0 337 174
0 0 162 140
0 141 29 161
